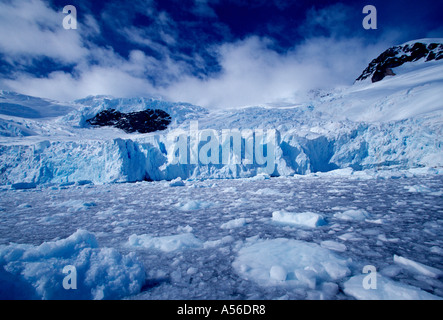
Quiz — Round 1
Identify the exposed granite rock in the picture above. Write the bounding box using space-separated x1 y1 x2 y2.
356 41 443 83
86 109 171 133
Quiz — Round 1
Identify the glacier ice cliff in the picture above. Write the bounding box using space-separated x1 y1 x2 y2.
0 39 442 186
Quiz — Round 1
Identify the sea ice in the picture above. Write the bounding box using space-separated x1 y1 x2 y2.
232 238 351 290
0 230 145 300
220 218 248 229
176 200 214 211
169 177 185 187
343 274 442 300
320 240 347 253
333 209 371 221
127 233 203 252
272 211 326 228
393 255 443 278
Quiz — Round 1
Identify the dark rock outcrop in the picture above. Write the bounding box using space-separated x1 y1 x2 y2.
356 41 443 83
86 109 171 133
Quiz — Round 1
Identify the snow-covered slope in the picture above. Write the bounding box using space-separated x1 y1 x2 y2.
0 39 442 186
0 90 75 119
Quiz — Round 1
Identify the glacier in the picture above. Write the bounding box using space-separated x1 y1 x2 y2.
1 41 443 186
0 39 442 301
0 41 442 186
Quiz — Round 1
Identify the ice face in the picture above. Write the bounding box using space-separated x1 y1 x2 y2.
1 114 441 186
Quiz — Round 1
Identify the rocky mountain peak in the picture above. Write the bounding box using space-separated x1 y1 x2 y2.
356 39 443 83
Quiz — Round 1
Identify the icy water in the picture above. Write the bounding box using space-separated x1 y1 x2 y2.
0 174 442 300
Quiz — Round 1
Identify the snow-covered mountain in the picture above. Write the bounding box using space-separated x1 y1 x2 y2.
0 39 442 186
356 38 443 83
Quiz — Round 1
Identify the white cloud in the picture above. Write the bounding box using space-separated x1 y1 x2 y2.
3 66 156 102
1 31 391 108
0 0 397 109
159 36 391 108
0 0 88 63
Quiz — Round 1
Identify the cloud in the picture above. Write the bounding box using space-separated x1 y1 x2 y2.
159 35 391 108
0 0 88 64
0 0 407 109
3 64 156 102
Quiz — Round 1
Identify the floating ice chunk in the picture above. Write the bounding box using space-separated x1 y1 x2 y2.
56 199 96 212
380 265 402 278
320 240 347 253
337 233 364 241
222 187 237 193
333 209 371 221
377 234 399 243
203 236 235 249
272 211 326 228
249 173 271 181
17 203 32 209
294 269 317 289
0 230 145 300
186 267 198 275
393 255 443 278
270 265 287 281
220 218 248 229
127 233 203 252
430 246 443 256
366 218 384 225
177 200 213 211
343 274 442 300
320 282 339 297
320 168 354 176
405 185 432 193
176 225 193 233
249 188 280 196
169 177 185 187
232 238 351 289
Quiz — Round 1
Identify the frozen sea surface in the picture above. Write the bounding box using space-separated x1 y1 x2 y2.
0 174 442 300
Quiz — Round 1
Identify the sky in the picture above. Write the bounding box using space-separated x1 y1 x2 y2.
0 0 442 108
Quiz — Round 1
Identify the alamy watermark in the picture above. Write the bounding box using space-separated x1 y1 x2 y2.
166 121 277 175
362 265 377 290
63 5 77 30
363 5 377 30
63 5 378 31
62 265 77 290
